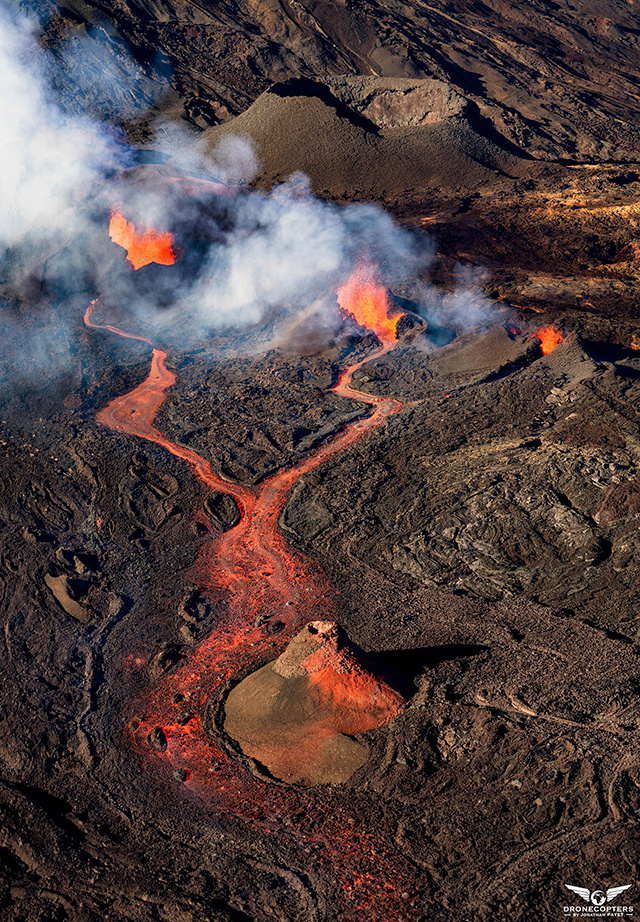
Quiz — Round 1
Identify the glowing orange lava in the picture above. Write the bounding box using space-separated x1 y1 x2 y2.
84 298 416 919
337 264 402 346
109 209 176 270
534 326 564 355
84 299 153 346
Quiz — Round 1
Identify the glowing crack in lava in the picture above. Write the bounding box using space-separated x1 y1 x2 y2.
84 284 422 917
534 326 564 355
108 209 176 270
337 263 402 346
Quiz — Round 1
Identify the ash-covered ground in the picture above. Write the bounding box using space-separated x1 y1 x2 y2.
1 2 640 921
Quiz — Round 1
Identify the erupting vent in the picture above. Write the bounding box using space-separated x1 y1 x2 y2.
535 326 564 355
109 209 176 270
337 263 402 345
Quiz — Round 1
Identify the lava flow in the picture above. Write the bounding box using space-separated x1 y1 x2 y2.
85 271 417 918
108 209 176 270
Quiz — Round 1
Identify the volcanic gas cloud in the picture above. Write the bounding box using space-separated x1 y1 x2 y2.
109 209 176 270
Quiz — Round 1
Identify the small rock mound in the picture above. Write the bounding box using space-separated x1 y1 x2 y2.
326 76 466 129
224 621 405 785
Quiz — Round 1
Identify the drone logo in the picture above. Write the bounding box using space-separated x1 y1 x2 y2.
565 886 632 906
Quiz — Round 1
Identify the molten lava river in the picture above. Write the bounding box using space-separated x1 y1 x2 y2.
84 243 424 917
85 222 566 917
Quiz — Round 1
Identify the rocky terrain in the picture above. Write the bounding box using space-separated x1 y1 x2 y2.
31 0 640 161
2 287 640 920
25 0 640 321
1 1 640 921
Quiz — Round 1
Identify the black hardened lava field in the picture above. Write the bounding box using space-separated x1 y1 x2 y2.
1 2 640 921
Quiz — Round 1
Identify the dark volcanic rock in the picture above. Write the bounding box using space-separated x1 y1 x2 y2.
596 480 640 526
37 0 640 162
1 300 640 921
285 329 640 639
2 4 640 921
203 490 241 531
147 726 168 751
149 642 185 678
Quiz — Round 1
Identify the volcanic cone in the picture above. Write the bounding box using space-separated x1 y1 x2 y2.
224 621 406 785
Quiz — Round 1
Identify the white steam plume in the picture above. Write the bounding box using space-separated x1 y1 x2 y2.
0 6 494 363
0 8 124 253
417 264 496 329
154 123 259 185
184 175 429 330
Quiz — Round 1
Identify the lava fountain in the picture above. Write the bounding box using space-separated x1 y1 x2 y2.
337 262 402 346
108 209 176 270
534 325 564 355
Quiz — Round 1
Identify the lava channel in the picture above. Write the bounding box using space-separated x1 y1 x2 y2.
84 277 419 918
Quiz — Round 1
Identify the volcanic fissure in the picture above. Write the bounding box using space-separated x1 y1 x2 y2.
82 212 564 919
82 230 425 916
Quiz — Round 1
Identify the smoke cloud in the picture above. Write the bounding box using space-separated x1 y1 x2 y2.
0 6 496 379
0 8 125 254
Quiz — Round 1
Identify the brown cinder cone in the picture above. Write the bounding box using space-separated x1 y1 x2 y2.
224 621 406 785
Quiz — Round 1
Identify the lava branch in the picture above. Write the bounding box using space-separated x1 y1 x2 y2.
84 299 254 518
84 278 416 918
84 299 153 346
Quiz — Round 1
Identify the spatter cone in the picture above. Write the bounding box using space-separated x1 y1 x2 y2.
224 621 406 784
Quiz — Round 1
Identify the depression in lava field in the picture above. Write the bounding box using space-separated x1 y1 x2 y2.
4 9 640 922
